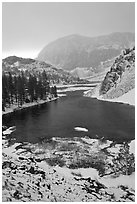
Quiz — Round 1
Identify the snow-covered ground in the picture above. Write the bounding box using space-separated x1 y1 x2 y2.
100 172 135 190
2 127 135 202
99 88 135 106
84 88 135 106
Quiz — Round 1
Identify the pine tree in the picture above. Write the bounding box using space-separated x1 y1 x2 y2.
2 74 9 108
28 74 35 102
17 75 23 106
13 75 18 103
8 72 14 104
20 71 26 104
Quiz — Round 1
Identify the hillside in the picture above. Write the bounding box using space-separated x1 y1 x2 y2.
2 56 87 85
71 58 114 79
37 32 134 71
84 47 135 105
70 67 94 79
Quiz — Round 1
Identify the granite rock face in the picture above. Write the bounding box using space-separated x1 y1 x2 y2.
100 47 135 98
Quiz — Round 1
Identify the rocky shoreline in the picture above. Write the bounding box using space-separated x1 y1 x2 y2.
2 129 135 202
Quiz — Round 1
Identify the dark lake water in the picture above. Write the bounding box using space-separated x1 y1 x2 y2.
3 90 135 144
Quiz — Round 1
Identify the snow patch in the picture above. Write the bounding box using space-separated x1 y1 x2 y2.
3 126 16 135
81 137 112 149
54 166 99 181
54 166 74 178
57 93 67 97
81 137 98 145
107 144 121 155
2 143 21 158
74 127 88 132
129 140 135 155
100 173 135 190
72 167 99 180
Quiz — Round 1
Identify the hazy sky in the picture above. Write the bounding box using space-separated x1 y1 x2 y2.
2 2 135 58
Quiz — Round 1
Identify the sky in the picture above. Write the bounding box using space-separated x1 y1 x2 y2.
2 2 135 58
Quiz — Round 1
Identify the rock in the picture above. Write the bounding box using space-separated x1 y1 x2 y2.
35 158 42 162
18 165 26 171
13 190 22 199
18 156 27 160
47 184 51 190
28 157 35 162
2 126 7 131
2 161 16 170
28 166 35 174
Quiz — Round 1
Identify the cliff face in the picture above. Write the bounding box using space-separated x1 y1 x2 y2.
85 47 135 103
100 47 135 99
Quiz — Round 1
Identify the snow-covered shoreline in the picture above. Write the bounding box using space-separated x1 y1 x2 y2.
84 88 135 106
2 96 59 116
99 89 135 106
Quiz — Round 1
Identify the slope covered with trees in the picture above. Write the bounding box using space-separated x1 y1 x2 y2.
2 56 86 85
2 70 57 111
2 55 88 112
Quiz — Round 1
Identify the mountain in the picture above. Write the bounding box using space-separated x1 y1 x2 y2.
2 56 87 85
85 46 135 104
37 32 135 71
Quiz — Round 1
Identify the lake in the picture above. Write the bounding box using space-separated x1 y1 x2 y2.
3 89 135 144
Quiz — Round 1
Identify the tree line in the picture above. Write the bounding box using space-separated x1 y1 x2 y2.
2 70 57 111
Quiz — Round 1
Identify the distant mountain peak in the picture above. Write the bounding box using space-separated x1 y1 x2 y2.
37 32 135 71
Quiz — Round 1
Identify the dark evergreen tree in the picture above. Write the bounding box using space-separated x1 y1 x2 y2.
13 75 18 103
2 74 9 108
28 74 35 102
17 75 23 106
20 71 27 103
8 72 14 104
